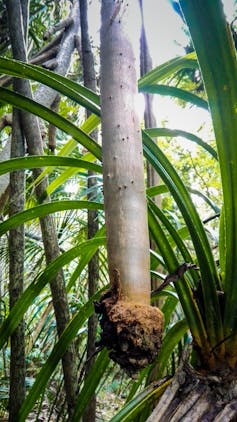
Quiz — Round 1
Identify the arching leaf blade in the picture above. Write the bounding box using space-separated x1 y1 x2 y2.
19 292 106 422
71 349 110 421
144 130 223 349
0 237 106 349
155 319 188 378
0 87 102 159
138 52 198 88
148 206 207 352
110 379 172 422
146 127 217 160
0 155 102 176
0 57 100 112
140 84 208 110
0 201 103 236
148 198 199 287
180 0 237 357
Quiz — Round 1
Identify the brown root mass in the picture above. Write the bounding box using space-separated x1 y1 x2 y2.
95 295 164 377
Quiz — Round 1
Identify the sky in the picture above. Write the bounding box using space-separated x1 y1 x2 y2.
88 0 236 146
142 0 236 66
88 0 236 65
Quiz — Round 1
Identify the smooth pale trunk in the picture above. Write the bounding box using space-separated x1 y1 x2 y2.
97 1 164 377
100 0 150 305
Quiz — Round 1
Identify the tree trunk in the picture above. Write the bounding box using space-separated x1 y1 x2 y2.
6 0 78 417
139 0 159 193
0 143 10 212
6 0 28 418
79 1 99 421
101 0 150 305
34 0 80 108
97 0 163 377
139 0 162 301
0 1 80 211
8 110 26 421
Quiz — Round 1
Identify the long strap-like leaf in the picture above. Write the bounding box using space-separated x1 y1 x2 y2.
180 0 237 362
144 130 223 350
0 87 102 159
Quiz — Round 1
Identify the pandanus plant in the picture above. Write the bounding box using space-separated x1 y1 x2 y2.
126 0 237 419
0 0 236 419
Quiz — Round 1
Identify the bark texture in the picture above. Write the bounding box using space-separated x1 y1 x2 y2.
80 0 99 421
6 0 28 418
8 108 26 421
146 363 237 422
139 0 162 302
34 1 80 108
0 143 10 211
0 0 80 195
99 1 164 376
139 0 159 191
6 0 79 417
100 0 150 305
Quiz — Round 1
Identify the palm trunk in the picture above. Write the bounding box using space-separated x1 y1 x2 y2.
98 0 163 377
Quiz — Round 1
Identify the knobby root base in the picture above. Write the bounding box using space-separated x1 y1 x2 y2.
95 297 164 377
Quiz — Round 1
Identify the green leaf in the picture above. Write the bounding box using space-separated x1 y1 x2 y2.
19 292 107 421
72 349 110 421
0 237 106 349
144 130 223 348
179 0 237 356
0 57 100 114
138 52 198 89
148 205 207 351
0 156 102 177
110 379 172 422
148 198 199 287
0 87 102 159
67 226 106 291
140 84 208 110
155 319 188 378
190 189 220 213
0 201 103 236
30 115 101 188
146 127 217 160
146 184 168 197
161 294 179 327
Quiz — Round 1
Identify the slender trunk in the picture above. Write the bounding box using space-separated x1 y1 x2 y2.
139 0 159 199
79 1 99 421
34 0 80 108
101 0 150 305
0 2 80 207
0 143 10 211
139 0 162 311
6 0 78 417
139 2 164 386
8 108 25 421
6 1 28 418
97 0 163 377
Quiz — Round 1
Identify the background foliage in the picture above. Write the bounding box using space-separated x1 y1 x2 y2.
0 0 236 420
